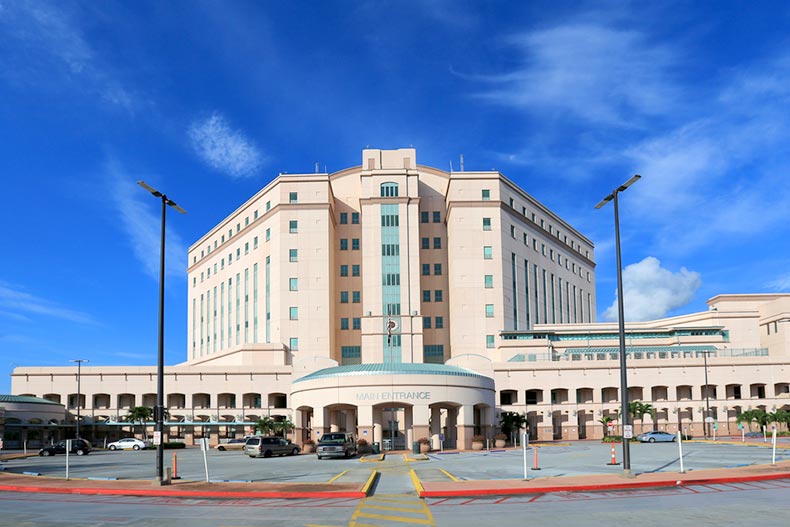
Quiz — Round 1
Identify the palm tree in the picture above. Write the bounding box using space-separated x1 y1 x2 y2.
500 411 528 442
272 418 295 438
125 406 153 439
599 415 614 437
254 416 274 436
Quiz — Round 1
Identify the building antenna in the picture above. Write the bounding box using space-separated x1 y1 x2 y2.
460 154 464 172
315 162 319 173
449 160 454 172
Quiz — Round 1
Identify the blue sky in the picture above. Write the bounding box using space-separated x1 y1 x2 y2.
2 1 790 394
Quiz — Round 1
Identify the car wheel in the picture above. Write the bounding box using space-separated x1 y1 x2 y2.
76 449 86 455
109 445 117 451
263 450 272 458
672 437 677 442
218 446 226 451
317 455 323 460
40 451 50 456
291 448 299 456
649 438 656 443
133 444 141 450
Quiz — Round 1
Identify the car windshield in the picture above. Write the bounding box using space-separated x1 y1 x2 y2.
319 434 347 444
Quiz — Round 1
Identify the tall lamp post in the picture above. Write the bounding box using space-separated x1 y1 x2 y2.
703 350 712 438
138 181 186 484
595 174 641 476
69 359 89 439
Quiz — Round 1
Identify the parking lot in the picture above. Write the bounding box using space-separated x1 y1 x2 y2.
2 439 789 489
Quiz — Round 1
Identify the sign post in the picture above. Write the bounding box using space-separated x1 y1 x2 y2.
522 432 528 480
623 425 633 440
676 431 685 474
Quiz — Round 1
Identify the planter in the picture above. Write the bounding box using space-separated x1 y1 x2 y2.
302 444 315 454
471 441 484 451
494 439 506 448
419 443 430 454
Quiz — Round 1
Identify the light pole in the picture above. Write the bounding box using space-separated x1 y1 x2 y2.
595 174 641 476
138 181 186 484
69 359 89 439
703 350 712 438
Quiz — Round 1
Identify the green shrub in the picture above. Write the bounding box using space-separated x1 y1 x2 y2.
163 441 186 449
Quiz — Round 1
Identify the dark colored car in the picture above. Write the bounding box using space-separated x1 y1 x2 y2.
39 439 92 456
636 431 676 443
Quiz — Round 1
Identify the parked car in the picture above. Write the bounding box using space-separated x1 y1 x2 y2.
636 431 676 443
39 438 91 456
215 438 247 451
316 432 357 459
107 438 152 451
244 436 300 458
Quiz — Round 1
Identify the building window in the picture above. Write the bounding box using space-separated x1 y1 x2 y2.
433 263 442 275
340 265 348 277
245 242 249 254
254 210 258 220
341 346 361 365
482 189 490 200
483 246 493 259
340 212 348 224
422 264 430 276
352 238 360 250
381 182 399 197
486 335 495 348
433 237 441 249
289 337 298 350
422 237 430 249
509 197 514 208
341 318 349 330
289 192 298 203
352 291 361 303
352 317 361 330
435 316 444 329
289 307 298 320
340 291 349 303
484 275 493 288
340 239 348 250
434 290 443 302
424 317 432 329
352 265 360 277
485 304 494 317
289 249 298 262
253 236 258 249
351 212 360 224
423 290 431 302
265 228 270 241
266 201 271 211
289 278 298 291
289 220 298 233
510 225 516 238
420 211 429 223
424 344 444 364
432 211 441 223
483 218 491 230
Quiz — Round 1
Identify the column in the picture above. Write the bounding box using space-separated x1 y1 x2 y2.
411 404 431 446
457 405 475 450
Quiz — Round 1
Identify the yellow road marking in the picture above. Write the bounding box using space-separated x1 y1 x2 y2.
326 470 348 483
361 470 377 495
439 468 460 482
409 468 423 494
360 503 424 512
355 511 433 524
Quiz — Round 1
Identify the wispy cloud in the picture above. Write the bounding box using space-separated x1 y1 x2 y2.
602 257 701 322
767 274 790 292
188 112 264 178
105 158 188 280
0 1 137 112
474 24 678 126
0 282 94 324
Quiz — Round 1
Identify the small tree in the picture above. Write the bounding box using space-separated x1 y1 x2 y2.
499 411 527 443
599 415 614 437
254 416 274 436
272 418 295 438
125 406 153 440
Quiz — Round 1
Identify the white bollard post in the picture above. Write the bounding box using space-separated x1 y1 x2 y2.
772 428 777 466
763 425 767 442
201 438 210 482
23 440 27 455
65 439 71 480
522 432 528 480
677 431 685 474
742 427 745 443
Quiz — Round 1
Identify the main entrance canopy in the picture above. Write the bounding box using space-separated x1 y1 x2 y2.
290 363 495 450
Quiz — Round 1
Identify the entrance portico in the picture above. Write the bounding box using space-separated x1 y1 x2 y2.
290 363 495 450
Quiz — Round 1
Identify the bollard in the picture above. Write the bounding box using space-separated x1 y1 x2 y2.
172 452 181 480
607 443 620 465
531 445 541 470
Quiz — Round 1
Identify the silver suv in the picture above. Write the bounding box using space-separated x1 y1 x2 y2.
316 432 357 459
244 436 300 458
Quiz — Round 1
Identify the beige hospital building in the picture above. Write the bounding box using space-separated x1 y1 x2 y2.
6 149 790 450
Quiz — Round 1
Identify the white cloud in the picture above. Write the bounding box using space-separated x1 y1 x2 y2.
475 24 677 125
602 257 701 322
188 113 264 178
105 159 188 280
0 281 94 324
767 274 790 292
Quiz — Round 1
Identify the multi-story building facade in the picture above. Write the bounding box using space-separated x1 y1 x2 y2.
8 149 790 450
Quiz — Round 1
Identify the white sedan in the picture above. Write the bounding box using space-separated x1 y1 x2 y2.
107 438 152 451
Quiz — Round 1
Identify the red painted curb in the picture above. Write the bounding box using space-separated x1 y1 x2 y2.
419 472 790 498
0 484 366 500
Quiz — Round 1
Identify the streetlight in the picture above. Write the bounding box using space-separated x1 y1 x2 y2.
702 350 712 438
595 174 641 476
69 359 89 439
138 180 186 484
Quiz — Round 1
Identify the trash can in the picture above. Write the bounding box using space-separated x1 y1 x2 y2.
412 441 420 454
372 442 380 454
